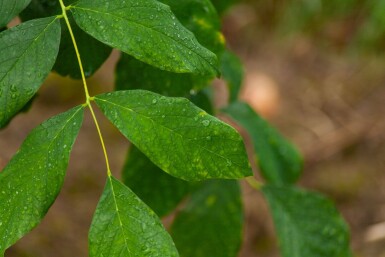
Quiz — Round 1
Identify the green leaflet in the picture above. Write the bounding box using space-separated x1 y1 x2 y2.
171 180 243 257
262 185 352 257
116 53 210 97
115 0 224 97
20 0 112 79
0 17 61 128
0 106 84 254
220 50 244 103
94 90 252 181
122 146 192 217
223 101 303 185
89 176 179 257
0 0 31 27
71 0 218 76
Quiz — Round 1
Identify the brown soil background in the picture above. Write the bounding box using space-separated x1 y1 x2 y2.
1 2 385 257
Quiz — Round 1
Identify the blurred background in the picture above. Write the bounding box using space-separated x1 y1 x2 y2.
1 0 385 256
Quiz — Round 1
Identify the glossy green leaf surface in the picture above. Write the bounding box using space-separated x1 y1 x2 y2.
0 0 31 27
115 0 224 97
220 50 244 102
122 146 192 217
0 106 84 254
223 101 303 185
94 90 252 181
71 0 218 75
89 176 179 257
20 1 111 79
0 17 61 127
116 54 209 97
262 185 352 257
171 180 243 257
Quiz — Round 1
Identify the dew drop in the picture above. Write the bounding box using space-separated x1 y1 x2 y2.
202 120 210 127
226 160 232 167
152 99 157 104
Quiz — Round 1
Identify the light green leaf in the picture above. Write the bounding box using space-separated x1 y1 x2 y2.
122 145 192 217
0 17 61 127
0 0 31 27
223 101 303 185
171 180 243 257
94 90 252 181
71 0 218 76
0 106 84 254
220 50 244 103
262 185 352 257
89 176 179 257
116 53 210 97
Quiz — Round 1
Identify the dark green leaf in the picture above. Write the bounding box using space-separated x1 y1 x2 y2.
71 0 218 75
189 89 214 115
89 176 179 257
0 106 84 254
262 185 352 257
116 53 210 97
94 90 252 181
171 180 243 257
53 15 112 79
223 101 303 185
220 50 244 103
160 0 225 55
20 1 111 79
0 17 61 127
122 145 192 217
0 0 31 27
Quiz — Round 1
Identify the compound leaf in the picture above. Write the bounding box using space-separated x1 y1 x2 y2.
89 175 179 257
71 0 218 76
171 180 243 257
0 0 31 27
0 106 84 254
94 90 252 181
223 101 303 185
0 17 61 127
122 145 192 217
262 185 352 257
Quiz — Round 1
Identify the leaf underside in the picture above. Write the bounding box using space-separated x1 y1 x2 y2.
223 101 303 185
89 176 179 257
0 106 84 254
71 0 218 76
95 90 252 181
262 185 352 257
171 180 243 257
0 16 61 127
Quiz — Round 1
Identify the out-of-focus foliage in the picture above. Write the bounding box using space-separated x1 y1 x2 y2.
242 0 385 53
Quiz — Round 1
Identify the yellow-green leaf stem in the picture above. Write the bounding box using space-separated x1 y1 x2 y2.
58 0 111 176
